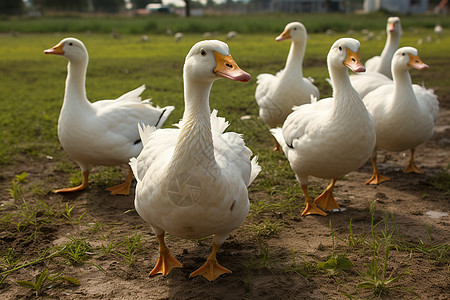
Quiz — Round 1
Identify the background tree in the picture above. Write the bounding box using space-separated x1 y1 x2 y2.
92 0 124 13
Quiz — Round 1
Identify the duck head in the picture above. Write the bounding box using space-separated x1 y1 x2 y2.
44 37 88 64
393 47 428 72
184 40 251 84
275 22 307 42
328 38 365 73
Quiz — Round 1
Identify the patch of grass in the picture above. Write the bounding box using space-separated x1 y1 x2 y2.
113 230 146 266
57 237 93 266
5 172 28 202
428 167 450 195
397 224 450 265
357 201 415 297
284 250 322 279
16 268 79 297
317 220 353 276
247 218 284 238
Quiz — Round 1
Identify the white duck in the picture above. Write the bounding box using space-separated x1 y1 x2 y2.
271 38 375 216
365 16 402 79
363 47 439 185
130 40 261 281
44 37 174 195
255 21 319 150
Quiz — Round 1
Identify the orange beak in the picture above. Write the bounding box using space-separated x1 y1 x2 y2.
275 29 291 42
388 22 396 32
408 54 428 70
44 42 65 55
213 51 251 82
344 49 366 73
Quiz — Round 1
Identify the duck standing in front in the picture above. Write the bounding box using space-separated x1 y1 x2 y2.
255 22 319 150
272 38 376 216
130 40 261 281
44 37 174 195
363 47 439 184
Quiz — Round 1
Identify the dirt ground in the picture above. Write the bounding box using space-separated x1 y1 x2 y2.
0 90 449 299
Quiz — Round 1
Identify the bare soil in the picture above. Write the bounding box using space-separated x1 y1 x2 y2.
0 87 449 299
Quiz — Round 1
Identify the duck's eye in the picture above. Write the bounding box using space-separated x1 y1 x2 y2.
338 46 342 51
402 53 405 56
200 49 207 56
69 42 73 46
293 27 297 31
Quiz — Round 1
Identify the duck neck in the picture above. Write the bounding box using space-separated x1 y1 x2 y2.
63 58 91 109
392 67 416 104
283 40 305 78
330 65 363 115
170 77 216 173
379 32 400 76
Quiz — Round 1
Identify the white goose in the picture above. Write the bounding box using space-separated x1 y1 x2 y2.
271 38 375 216
44 37 174 195
365 16 402 79
255 21 319 150
363 47 439 184
130 40 261 281
349 17 402 99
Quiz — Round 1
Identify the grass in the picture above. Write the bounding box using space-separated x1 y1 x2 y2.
2 13 450 35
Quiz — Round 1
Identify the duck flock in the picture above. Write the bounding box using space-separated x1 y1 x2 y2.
43 16 439 281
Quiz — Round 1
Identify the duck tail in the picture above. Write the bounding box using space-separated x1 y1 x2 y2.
248 156 262 187
129 157 140 183
138 123 157 147
154 106 175 128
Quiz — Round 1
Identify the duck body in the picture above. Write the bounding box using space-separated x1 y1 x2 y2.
45 37 174 194
282 95 374 181
349 70 392 98
363 47 439 184
131 40 260 281
58 85 171 168
272 38 375 216
133 111 254 241
255 22 319 129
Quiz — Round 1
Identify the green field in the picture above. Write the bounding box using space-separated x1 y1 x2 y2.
0 15 449 299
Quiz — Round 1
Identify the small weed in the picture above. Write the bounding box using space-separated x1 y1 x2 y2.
62 203 86 224
14 199 56 233
114 230 145 266
399 224 450 264
428 167 450 194
245 240 272 271
284 250 322 279
58 237 93 265
16 268 79 296
317 220 353 276
338 218 369 253
5 172 27 202
0 248 21 270
247 218 284 238
357 201 414 297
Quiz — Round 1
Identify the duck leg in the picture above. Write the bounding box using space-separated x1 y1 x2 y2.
314 178 340 211
189 241 231 281
366 151 390 185
301 184 327 216
106 166 134 195
403 148 424 174
150 232 182 277
273 136 282 152
54 170 89 193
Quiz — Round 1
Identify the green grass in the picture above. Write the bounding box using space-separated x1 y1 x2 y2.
2 13 450 35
